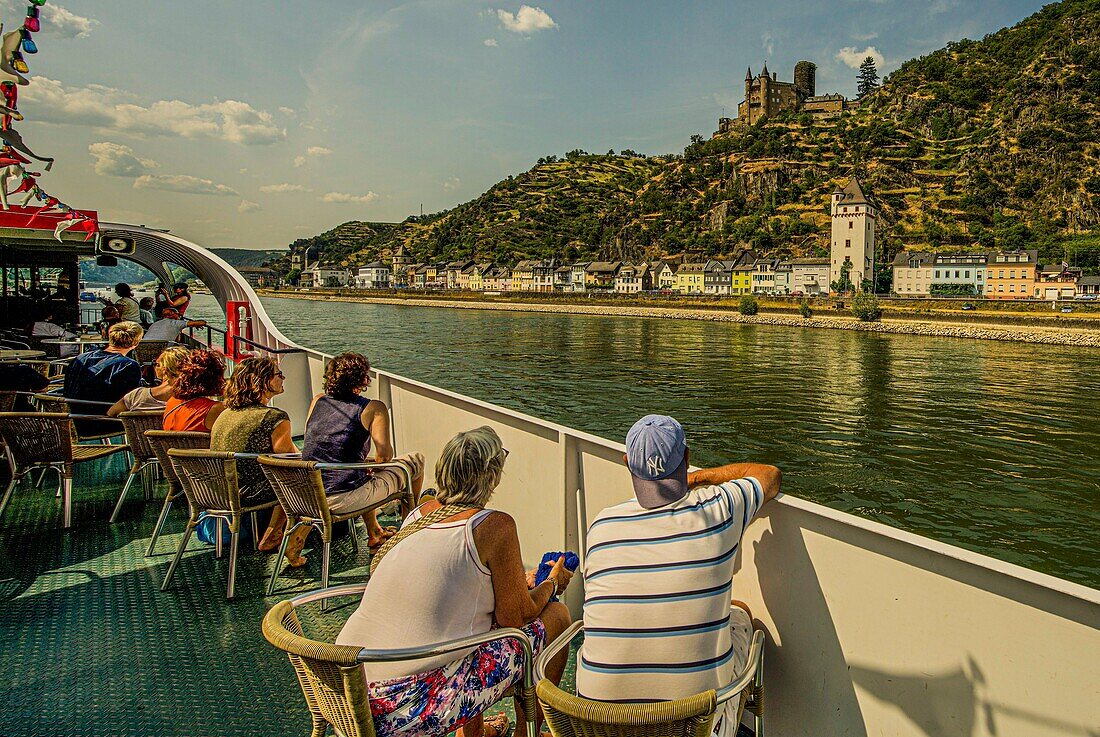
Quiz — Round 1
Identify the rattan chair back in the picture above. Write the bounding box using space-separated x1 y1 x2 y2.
118 411 164 463
133 340 170 367
263 598 375 737
257 456 333 536
0 391 15 413
536 681 719 737
0 412 73 468
167 448 242 518
32 393 68 415
144 430 210 491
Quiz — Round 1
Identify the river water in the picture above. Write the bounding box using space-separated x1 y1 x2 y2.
193 295 1100 588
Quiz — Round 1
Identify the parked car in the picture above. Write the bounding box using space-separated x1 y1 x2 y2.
1060 306 1073 313
961 303 976 311
79 291 98 302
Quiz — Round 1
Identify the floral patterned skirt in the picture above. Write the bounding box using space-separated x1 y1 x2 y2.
367 619 547 737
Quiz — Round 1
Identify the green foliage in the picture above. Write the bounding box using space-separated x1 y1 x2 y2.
798 298 813 318
852 291 882 321
857 56 881 98
738 294 759 316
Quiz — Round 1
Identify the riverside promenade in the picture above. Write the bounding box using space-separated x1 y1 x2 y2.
258 291 1100 348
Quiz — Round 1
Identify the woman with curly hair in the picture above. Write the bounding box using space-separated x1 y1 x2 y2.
210 356 309 566
303 352 425 549
163 349 226 432
107 345 190 416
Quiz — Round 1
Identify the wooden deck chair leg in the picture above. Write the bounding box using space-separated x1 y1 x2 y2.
227 529 241 600
61 475 73 529
0 476 17 520
162 521 196 591
146 493 175 557
110 462 142 523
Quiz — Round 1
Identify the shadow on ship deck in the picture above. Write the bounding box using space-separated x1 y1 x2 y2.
0 454 579 737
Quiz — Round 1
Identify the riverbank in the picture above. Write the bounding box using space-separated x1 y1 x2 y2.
257 290 1100 347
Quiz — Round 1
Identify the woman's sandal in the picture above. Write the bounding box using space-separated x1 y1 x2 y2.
482 712 511 737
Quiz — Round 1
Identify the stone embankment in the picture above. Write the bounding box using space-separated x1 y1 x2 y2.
260 292 1100 348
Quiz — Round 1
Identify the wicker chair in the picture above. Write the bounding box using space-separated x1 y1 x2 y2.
534 620 765 737
109 411 167 522
261 584 539 737
32 393 123 444
132 340 170 368
143 430 210 556
162 448 279 599
258 455 416 599
0 412 130 528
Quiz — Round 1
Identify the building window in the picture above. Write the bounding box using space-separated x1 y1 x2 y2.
848 221 854 230
1010 270 1016 279
935 270 941 278
965 271 971 278
1009 285 1015 293
843 207 848 213
845 240 851 248
998 270 1004 278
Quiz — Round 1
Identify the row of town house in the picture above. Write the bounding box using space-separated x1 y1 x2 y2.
301 254 838 296
892 250 1100 300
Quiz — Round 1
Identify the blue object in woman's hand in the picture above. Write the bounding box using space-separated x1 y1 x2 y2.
533 551 580 601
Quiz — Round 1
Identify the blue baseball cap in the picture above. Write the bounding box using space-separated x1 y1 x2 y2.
626 414 689 509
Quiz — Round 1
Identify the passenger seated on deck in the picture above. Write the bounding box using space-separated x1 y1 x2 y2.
64 321 144 436
162 349 226 431
336 426 573 737
577 414 782 737
143 305 206 342
106 345 190 416
98 305 121 338
211 356 310 567
302 352 425 549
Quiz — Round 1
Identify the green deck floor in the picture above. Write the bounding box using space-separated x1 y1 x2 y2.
0 454 577 736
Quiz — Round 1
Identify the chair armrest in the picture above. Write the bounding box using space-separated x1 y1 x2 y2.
288 583 368 606
356 626 535 668
232 452 261 459
534 620 584 681
314 461 414 498
716 630 765 705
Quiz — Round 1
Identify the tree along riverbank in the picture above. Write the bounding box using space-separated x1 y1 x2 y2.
257 290 1100 348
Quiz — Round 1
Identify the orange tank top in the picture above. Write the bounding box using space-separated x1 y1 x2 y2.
163 396 217 432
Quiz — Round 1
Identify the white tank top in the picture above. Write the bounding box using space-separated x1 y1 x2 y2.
336 508 496 681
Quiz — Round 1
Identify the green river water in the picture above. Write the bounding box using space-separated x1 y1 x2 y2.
194 295 1100 588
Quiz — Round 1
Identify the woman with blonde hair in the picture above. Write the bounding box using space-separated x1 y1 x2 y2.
210 356 309 566
107 345 190 416
336 426 573 737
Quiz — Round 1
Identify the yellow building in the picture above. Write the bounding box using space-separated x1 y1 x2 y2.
674 262 706 293
731 264 754 295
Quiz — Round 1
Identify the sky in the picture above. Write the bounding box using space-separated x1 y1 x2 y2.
9 0 1049 250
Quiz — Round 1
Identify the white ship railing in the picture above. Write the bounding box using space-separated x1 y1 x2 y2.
122 223 1100 737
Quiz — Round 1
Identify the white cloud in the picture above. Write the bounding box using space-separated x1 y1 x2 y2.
237 200 262 213
306 146 332 156
320 191 378 204
496 6 556 35
484 38 498 47
278 106 297 116
442 177 461 191
293 156 307 167
88 142 158 177
260 183 309 194
23 77 285 145
761 32 775 56
0 1 98 38
836 46 884 69
134 174 238 196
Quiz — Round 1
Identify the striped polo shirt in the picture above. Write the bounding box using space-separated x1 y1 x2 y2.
576 478 763 703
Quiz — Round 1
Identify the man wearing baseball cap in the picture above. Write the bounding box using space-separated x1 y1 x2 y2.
576 414 781 737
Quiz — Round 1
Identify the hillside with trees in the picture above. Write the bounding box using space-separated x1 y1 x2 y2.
277 0 1100 275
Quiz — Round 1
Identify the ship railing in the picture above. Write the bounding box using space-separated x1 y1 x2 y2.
184 323 303 361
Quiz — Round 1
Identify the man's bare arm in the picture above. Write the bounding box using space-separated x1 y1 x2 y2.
687 463 782 503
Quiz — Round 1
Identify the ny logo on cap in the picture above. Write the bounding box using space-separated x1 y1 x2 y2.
646 455 665 476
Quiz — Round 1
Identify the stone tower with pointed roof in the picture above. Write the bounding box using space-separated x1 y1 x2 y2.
392 244 413 289
830 178 877 292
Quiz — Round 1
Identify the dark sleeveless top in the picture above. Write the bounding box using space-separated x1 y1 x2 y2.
302 394 373 494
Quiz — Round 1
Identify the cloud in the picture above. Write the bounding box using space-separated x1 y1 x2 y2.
0 1 97 38
306 146 332 156
484 38 498 47
278 106 297 116
761 32 775 56
442 177 461 191
23 77 285 145
836 46 884 69
88 142 158 177
293 156 307 167
260 183 309 193
320 191 378 204
134 174 238 196
496 6 556 35
237 200 262 213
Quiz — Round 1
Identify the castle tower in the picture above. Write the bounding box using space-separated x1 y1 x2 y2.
745 66 752 100
794 60 816 97
829 178 876 293
392 245 412 288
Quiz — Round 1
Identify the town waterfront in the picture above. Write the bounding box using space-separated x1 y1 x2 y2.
195 294 1100 588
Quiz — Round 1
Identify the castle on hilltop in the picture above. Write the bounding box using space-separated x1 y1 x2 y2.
716 61 853 135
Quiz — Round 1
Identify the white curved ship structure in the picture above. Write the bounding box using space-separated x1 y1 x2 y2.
111 223 1100 737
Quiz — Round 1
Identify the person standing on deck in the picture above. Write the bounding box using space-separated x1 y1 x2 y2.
576 414 781 737
113 283 141 322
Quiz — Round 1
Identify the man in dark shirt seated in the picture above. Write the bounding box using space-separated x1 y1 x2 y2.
64 321 144 436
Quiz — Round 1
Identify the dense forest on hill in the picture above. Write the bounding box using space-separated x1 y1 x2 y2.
274 0 1100 275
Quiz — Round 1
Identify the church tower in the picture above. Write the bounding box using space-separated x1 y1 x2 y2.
830 178 876 292
392 245 412 289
